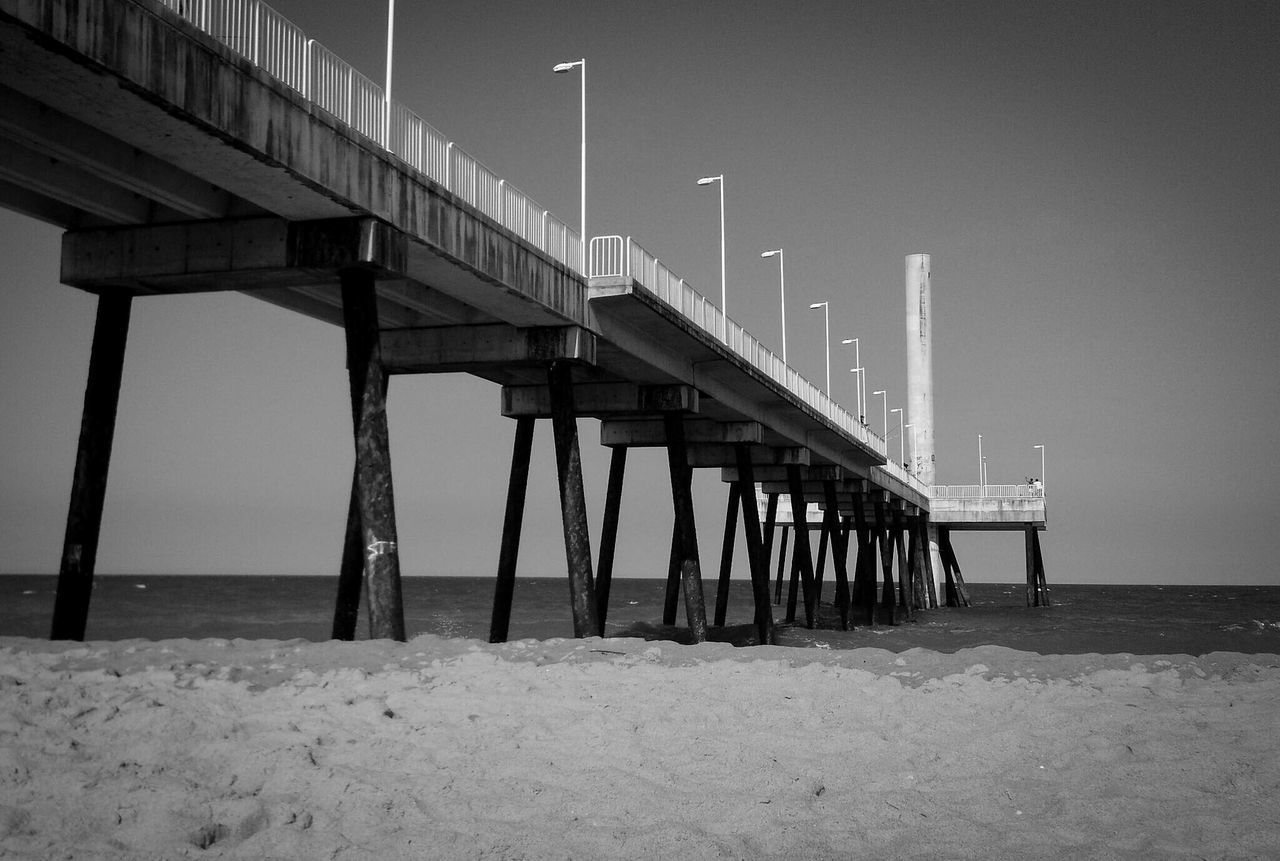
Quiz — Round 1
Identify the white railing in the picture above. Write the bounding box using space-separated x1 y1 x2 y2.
931 484 1045 499
155 0 929 498
154 0 584 275
588 234 928 491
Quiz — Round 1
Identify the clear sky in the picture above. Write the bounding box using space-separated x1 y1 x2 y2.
2 0 1278 585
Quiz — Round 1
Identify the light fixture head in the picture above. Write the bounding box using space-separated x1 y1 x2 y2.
553 61 581 73
696 175 720 185
809 302 825 309
761 249 781 258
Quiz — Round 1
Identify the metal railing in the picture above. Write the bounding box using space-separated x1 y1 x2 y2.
589 235 923 483
931 484 1045 499
155 0 583 275
156 0 926 498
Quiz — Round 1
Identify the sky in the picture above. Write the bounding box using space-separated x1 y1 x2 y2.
2 0 1278 585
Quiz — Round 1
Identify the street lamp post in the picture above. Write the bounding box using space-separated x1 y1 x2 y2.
891 408 904 467
982 456 989 489
761 249 786 363
849 367 864 423
873 390 887 441
696 175 725 323
809 301 830 394
553 58 586 271
1034 444 1045 492
841 338 862 419
978 434 984 491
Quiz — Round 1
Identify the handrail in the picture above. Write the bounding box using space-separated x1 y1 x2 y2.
931 484 1045 499
587 235 931 495
155 0 584 275
156 0 925 495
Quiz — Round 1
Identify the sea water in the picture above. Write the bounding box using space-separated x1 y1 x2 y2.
3 575 1280 655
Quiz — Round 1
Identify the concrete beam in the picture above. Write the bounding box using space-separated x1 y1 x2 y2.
0 85 235 219
381 325 596 374
721 460 857 485
59 217 426 297
61 218 293 290
502 383 698 418
0 136 169 225
599 419 762 448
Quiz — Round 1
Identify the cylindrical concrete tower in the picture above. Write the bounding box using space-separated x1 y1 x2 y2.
905 253 934 484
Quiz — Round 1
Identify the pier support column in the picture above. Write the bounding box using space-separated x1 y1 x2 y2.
874 497 898 625
762 491 779 573
489 416 536 643
893 509 913 621
734 445 775 645
50 292 132 641
784 465 818 628
664 412 707 642
937 527 971 607
849 491 876 625
341 268 405 641
822 481 851 630
595 445 628 628
813 515 830 607
331 469 363 640
773 525 790 605
713 482 740 627
663 518 680 625
1027 527 1049 607
547 361 599 638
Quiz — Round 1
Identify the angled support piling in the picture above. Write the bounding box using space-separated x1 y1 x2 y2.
663 517 680 625
547 361 599 638
341 268 405 641
664 412 707 642
874 497 898 625
784 465 818 628
734 445 775 645
850 490 877 626
714 482 740 627
773 525 790 605
938 526 971 607
892 509 913 621
1029 527 1049 607
814 514 830 607
331 469 363 640
595 445 628 627
50 293 132 641
489 416 536 642
822 481 851 630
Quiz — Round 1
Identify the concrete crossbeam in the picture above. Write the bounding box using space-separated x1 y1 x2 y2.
381 325 595 373
501 383 698 418
599 419 762 447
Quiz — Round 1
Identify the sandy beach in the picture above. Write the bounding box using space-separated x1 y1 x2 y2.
2 634 1278 859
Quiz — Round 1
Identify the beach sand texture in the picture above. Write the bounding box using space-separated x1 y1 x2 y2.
2 635 1277 859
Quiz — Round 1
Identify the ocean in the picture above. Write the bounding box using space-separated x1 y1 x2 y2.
4 575 1280 655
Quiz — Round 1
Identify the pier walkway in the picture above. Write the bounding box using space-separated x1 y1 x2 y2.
1 0 1012 642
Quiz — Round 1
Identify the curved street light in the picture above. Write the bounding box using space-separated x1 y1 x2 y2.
696 175 725 321
872 390 887 441
842 337 862 420
761 249 786 362
890 408 904 467
809 301 830 394
849 367 864 423
553 58 586 271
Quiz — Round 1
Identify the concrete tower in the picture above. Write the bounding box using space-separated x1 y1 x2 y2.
907 253 945 602
905 253 934 483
